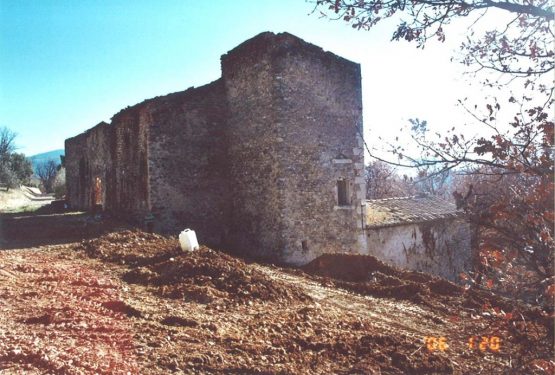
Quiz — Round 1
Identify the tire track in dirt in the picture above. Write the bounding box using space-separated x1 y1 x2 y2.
255 266 526 372
257 266 445 337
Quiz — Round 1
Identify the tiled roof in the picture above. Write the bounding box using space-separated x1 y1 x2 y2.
365 195 463 228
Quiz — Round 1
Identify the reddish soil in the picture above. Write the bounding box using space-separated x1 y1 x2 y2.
82 231 310 305
0 249 139 374
302 253 554 372
0 211 553 374
302 253 541 313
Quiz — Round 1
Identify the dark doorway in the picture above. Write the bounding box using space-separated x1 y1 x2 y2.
93 176 103 210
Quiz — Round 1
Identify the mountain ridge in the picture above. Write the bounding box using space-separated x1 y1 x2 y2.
27 149 65 172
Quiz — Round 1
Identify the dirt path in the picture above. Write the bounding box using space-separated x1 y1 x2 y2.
0 186 53 213
255 266 522 372
258 266 438 336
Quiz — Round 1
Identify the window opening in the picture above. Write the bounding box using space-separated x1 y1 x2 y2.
337 179 349 206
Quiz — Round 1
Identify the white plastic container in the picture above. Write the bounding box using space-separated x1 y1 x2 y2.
179 229 199 251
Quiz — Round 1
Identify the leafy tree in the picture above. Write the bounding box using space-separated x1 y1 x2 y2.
9 153 33 185
36 160 59 193
0 163 18 190
450 167 553 308
0 127 33 190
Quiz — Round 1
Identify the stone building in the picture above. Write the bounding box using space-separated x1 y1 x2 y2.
365 195 472 281
65 31 471 276
65 32 367 265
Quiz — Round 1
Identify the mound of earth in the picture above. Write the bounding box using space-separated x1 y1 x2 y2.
302 254 466 304
81 230 181 266
80 230 310 305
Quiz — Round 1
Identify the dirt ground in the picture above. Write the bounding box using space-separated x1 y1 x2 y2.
0 208 553 374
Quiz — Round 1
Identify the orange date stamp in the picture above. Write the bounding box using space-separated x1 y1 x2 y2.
424 336 501 352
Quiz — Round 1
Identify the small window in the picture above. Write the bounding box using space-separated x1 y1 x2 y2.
337 179 349 206
301 240 308 251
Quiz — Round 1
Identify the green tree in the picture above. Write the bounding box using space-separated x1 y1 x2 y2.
0 163 18 190
9 153 33 185
0 127 34 189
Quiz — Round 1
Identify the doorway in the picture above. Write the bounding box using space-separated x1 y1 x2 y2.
92 176 103 210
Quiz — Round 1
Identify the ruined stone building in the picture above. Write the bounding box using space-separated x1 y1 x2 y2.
66 32 367 265
66 32 471 279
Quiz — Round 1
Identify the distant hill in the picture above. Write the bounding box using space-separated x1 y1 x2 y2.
28 149 65 173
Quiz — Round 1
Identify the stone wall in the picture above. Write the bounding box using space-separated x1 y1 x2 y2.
147 80 230 246
271 34 366 264
66 31 473 272
221 32 365 264
65 122 112 210
221 33 287 260
66 81 229 239
65 105 150 220
109 107 150 218
365 219 472 281
65 31 371 265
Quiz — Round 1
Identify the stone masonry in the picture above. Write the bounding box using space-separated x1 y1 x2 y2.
65 32 367 265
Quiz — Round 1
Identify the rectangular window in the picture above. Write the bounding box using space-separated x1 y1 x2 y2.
337 179 349 206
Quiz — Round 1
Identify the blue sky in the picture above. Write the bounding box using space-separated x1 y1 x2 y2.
1 0 477 156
